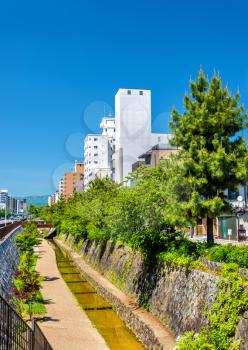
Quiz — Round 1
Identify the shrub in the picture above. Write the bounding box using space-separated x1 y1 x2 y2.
16 221 40 253
158 251 204 270
176 264 248 350
208 245 248 268
176 331 215 350
12 252 43 304
16 232 40 252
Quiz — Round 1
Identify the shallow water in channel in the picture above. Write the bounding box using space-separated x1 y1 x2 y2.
52 242 145 350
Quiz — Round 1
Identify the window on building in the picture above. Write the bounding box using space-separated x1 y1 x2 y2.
94 153 98 157
94 161 98 164
139 91 143 95
94 146 98 149
127 90 131 95
94 137 98 141
158 136 161 142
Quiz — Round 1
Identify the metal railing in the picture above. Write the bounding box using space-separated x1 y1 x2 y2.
32 320 53 350
0 294 53 350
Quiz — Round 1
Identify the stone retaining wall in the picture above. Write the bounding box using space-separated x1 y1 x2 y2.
56 239 176 350
61 235 248 349
0 226 22 301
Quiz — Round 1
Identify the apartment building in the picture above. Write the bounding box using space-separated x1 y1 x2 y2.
84 117 115 189
63 161 84 200
84 135 111 189
48 161 84 205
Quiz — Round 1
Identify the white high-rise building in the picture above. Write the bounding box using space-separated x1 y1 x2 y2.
100 116 115 141
84 118 115 189
114 88 171 183
84 117 115 189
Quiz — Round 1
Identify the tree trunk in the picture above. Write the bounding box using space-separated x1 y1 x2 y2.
190 224 194 238
207 216 214 244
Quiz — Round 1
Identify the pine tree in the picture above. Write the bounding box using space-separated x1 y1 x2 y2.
170 69 248 243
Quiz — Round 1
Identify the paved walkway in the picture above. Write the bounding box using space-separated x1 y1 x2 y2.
36 239 109 350
190 235 248 245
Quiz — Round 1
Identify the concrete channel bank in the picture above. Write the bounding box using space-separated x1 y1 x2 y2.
54 238 176 350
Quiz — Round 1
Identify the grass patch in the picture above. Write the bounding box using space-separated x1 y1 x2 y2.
17 291 46 318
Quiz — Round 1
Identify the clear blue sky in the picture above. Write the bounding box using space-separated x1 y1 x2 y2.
1 0 248 196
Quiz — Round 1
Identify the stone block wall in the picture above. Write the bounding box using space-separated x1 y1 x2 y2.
63 235 248 349
0 227 22 302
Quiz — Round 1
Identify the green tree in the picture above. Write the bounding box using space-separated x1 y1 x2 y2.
170 69 248 243
28 205 40 218
0 208 12 219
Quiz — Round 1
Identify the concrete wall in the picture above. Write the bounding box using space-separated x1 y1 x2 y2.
63 235 248 349
0 226 22 302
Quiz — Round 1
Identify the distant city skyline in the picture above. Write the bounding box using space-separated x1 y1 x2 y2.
1 0 248 196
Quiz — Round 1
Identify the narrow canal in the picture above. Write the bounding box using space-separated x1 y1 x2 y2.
52 242 145 350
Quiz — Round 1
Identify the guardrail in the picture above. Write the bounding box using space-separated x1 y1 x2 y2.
0 222 24 241
0 294 53 350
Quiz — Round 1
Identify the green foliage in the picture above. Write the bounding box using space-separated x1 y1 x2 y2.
28 204 41 218
159 250 205 270
170 69 248 243
0 208 12 218
176 331 215 350
16 221 40 252
176 264 248 350
41 175 184 255
13 221 45 318
12 252 43 304
16 291 46 317
208 245 248 268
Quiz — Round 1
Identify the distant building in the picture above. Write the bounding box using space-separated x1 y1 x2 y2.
0 190 8 209
17 199 27 214
48 192 59 206
8 196 17 214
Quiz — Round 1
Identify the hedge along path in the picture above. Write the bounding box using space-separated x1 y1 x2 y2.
36 239 109 350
